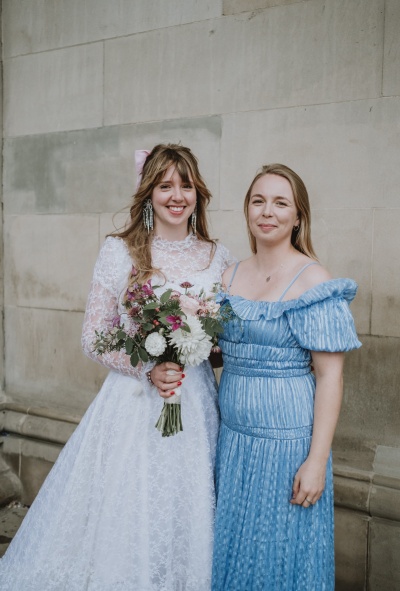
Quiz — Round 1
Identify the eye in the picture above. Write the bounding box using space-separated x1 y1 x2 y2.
276 200 287 206
159 183 171 190
182 183 194 189
251 198 263 205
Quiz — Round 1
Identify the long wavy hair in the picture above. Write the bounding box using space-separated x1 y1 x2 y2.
243 163 317 259
111 144 215 284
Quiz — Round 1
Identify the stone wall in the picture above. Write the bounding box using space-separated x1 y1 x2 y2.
0 1 399 589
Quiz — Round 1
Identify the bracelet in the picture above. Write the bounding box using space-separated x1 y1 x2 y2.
146 370 154 386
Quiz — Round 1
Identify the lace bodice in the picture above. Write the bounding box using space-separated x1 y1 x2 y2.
82 234 235 377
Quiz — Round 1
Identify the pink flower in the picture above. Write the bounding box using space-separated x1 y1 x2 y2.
179 294 200 316
112 315 121 327
180 281 194 289
128 304 141 316
166 315 184 331
141 281 154 297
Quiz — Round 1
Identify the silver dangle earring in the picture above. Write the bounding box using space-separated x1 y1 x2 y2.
191 205 197 233
143 199 154 233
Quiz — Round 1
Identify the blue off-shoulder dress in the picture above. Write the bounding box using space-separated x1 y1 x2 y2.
212 273 361 591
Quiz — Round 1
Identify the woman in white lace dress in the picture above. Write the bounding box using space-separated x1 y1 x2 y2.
0 144 234 591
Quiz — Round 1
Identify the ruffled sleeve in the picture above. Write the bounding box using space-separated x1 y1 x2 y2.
285 279 362 352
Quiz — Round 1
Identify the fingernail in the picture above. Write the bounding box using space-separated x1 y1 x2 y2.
181 373 185 378
177 381 182 386
170 391 175 396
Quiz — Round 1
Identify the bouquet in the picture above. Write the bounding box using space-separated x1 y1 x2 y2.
92 267 226 437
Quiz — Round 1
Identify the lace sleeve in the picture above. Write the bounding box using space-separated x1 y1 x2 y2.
81 238 151 379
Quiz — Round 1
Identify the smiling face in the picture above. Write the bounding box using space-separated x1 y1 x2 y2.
247 173 299 248
151 164 197 238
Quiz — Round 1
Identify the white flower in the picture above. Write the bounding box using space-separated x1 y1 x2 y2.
145 332 167 356
168 314 212 366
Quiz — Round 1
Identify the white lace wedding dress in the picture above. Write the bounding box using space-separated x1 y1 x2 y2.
0 234 234 591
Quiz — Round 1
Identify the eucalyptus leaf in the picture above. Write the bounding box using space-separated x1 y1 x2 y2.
160 289 173 304
125 337 134 355
130 350 140 367
138 347 149 362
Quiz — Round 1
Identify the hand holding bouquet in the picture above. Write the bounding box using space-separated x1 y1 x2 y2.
92 268 226 436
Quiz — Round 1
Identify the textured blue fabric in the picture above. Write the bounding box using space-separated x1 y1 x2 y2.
212 279 361 591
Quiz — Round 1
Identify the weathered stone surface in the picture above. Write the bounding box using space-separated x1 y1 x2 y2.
223 0 304 15
369 518 400 590
4 44 103 137
334 475 370 514
1 437 62 506
334 507 368 591
383 0 400 97
4 307 107 412
4 215 99 311
335 336 400 449
105 0 383 125
220 97 400 211
3 117 221 215
371 209 400 337
208 210 251 262
3 0 222 58
312 208 372 335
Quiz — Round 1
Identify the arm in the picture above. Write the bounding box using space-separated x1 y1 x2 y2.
290 351 344 507
82 278 150 378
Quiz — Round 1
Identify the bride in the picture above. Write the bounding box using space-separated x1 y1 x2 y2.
0 144 234 591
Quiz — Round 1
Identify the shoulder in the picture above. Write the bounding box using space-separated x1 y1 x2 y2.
294 259 331 290
211 241 238 272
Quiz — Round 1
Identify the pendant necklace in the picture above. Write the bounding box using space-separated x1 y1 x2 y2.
265 263 285 283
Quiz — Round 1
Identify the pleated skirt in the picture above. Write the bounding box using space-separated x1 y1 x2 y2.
212 421 334 591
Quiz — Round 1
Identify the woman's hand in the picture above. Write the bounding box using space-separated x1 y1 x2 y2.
290 457 327 508
150 362 185 399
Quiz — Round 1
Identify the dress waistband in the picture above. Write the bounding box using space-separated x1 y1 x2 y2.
223 359 311 378
222 419 313 439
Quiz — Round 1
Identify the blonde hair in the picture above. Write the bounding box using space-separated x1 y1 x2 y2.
111 144 215 284
243 163 317 259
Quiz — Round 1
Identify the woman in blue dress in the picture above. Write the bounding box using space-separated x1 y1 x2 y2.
212 164 361 590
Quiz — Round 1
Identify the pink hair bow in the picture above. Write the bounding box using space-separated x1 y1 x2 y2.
135 149 150 189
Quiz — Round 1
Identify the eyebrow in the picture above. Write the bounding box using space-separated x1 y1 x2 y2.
251 193 291 200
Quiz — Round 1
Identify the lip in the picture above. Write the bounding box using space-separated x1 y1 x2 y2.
258 223 277 230
167 205 186 215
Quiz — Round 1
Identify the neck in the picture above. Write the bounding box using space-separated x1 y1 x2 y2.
153 224 191 242
253 241 296 271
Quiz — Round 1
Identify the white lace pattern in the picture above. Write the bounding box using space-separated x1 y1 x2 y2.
0 235 235 591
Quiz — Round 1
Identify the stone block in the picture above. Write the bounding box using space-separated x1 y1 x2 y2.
4 44 103 137
105 0 383 125
371 209 400 337
368 518 400 590
223 0 304 15
208 210 251 263
334 475 370 514
383 0 400 97
312 208 372 335
335 336 400 449
220 97 400 211
3 117 221 215
3 0 222 58
2 436 63 505
334 507 368 591
4 214 99 311
99 213 131 241
4 307 107 413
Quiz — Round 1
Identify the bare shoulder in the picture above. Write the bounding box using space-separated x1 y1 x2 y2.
296 260 332 292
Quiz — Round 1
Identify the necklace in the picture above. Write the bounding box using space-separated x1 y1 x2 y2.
265 263 285 283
